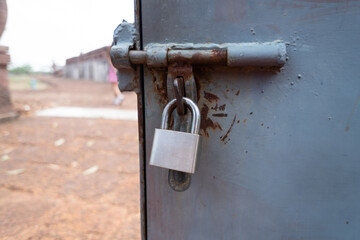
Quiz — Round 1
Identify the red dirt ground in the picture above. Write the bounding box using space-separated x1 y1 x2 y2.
0 75 140 239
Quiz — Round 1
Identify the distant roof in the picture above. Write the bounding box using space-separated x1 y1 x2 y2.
66 46 110 65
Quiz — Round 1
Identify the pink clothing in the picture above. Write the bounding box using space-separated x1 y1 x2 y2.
108 65 117 83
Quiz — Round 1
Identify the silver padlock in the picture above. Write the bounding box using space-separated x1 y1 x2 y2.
150 97 201 174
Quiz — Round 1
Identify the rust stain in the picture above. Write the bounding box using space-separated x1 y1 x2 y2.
192 49 227 65
211 103 226 111
211 103 219 111
219 104 226 111
168 63 193 80
168 52 188 64
169 49 227 65
243 118 247 124
220 115 237 144
151 71 168 105
200 104 222 137
204 91 219 103
211 49 226 58
212 113 228 117
210 49 227 65
237 120 240 124
235 90 240 96
200 90 227 136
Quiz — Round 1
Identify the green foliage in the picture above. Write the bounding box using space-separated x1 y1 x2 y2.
8 74 47 91
9 65 33 74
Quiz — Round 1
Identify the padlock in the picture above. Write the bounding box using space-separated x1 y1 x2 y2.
150 97 201 174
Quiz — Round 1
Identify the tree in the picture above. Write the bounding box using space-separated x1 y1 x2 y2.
9 65 33 74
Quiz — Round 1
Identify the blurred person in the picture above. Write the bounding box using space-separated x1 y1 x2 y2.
108 59 124 105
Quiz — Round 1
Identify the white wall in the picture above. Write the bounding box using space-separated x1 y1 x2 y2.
64 59 109 82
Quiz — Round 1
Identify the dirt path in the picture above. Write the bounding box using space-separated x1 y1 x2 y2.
0 75 140 239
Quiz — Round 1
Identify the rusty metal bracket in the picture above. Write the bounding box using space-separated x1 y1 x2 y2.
173 77 186 115
166 64 198 191
110 22 139 93
110 23 287 93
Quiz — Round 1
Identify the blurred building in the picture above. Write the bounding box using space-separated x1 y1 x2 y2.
64 46 112 82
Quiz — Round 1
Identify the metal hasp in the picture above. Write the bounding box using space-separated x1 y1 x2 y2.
110 23 287 94
110 23 287 93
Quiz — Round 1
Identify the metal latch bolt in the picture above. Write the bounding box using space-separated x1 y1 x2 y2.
112 42 287 69
110 23 287 92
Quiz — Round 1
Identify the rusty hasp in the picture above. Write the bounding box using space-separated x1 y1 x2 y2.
166 63 197 192
110 24 287 93
173 77 186 115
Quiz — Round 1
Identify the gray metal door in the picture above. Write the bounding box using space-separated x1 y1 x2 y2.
119 0 360 239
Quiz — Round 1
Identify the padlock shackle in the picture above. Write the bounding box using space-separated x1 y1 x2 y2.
161 97 200 134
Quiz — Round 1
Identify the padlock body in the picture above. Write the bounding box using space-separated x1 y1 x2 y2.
150 129 201 174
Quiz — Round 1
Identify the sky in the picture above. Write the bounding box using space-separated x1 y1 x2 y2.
0 0 134 71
